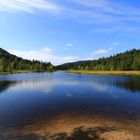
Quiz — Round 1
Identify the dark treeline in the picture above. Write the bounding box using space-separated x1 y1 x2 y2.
0 48 53 72
56 49 140 71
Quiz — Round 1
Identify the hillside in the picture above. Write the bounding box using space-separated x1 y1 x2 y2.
56 49 140 71
0 48 53 73
1 48 140 73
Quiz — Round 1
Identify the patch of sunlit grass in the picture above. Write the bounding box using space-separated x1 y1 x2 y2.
68 70 140 76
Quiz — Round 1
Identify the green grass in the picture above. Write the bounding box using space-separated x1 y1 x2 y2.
0 70 54 75
68 70 140 76
0 70 32 75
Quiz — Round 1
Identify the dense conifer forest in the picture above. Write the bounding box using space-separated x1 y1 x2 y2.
0 48 140 73
0 48 53 73
56 49 140 71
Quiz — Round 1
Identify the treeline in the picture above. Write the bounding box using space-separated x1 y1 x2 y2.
56 49 140 71
0 48 53 72
1 48 140 73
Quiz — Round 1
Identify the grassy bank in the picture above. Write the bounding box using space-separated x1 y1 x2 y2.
0 70 53 75
68 70 140 76
0 70 33 75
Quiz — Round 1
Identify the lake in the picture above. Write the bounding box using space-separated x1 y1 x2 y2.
0 72 140 140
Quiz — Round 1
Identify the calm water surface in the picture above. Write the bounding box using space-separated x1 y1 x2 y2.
0 72 140 139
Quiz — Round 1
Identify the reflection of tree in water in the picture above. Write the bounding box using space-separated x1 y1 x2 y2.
0 81 16 93
113 76 140 93
91 76 140 93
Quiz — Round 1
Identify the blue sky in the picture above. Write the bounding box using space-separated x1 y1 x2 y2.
0 0 140 65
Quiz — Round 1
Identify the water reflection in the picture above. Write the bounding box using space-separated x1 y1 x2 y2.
0 73 140 94
0 81 17 93
75 74 140 93
113 76 140 93
0 72 140 139
9 80 55 94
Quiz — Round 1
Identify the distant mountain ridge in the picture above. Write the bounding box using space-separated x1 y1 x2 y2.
56 49 140 71
0 48 53 73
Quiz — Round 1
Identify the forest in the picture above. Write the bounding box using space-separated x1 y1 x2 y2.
56 49 140 71
0 48 53 73
0 48 140 73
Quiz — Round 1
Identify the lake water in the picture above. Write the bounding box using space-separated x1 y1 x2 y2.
0 72 140 140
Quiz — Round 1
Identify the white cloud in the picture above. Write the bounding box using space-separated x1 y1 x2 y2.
8 47 79 65
1 0 140 25
69 0 140 18
112 42 120 46
66 43 73 47
67 0 140 33
88 47 114 59
0 0 63 14
1 0 140 61
109 47 113 50
42 47 52 53
0 0 140 34
64 43 74 50
92 49 108 55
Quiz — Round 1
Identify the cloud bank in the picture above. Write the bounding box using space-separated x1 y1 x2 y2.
0 0 63 14
8 47 79 65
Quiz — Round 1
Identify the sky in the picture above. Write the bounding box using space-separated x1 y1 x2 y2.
0 0 140 65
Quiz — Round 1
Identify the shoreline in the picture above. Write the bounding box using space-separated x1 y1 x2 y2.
68 70 140 76
0 70 53 75
1 70 140 75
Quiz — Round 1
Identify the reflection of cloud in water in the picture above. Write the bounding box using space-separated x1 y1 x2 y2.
7 79 79 94
65 91 73 97
8 80 54 94
86 82 107 93
5 77 130 97
0 73 140 139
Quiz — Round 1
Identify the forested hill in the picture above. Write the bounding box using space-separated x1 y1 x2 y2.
1 48 140 73
0 48 53 73
56 49 140 71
